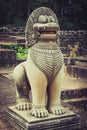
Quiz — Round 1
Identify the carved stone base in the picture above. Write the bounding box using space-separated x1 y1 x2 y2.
5 106 81 130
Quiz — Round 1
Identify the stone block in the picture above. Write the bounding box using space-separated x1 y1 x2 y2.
5 106 81 130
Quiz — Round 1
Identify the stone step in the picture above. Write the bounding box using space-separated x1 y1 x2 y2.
0 32 25 44
63 97 87 103
67 65 87 79
61 88 87 100
63 97 87 114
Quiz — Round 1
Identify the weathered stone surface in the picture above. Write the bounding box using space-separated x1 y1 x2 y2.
58 30 87 48
67 65 87 79
13 7 66 118
0 49 16 66
5 106 81 130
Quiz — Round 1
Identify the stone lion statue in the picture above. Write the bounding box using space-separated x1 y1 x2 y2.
13 7 65 118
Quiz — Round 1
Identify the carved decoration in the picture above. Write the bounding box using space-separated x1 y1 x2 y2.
25 7 59 47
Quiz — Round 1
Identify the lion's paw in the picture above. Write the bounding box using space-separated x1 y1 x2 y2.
30 108 48 118
48 105 65 115
16 102 31 110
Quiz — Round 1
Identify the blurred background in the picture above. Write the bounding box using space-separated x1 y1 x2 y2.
0 0 87 30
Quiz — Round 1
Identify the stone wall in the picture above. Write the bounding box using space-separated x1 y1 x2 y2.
0 49 16 67
0 26 87 49
0 26 24 34
58 30 87 48
0 28 87 66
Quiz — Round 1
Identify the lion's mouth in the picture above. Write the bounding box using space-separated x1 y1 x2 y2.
33 22 59 33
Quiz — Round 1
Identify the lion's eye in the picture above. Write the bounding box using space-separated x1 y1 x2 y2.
38 15 47 23
49 16 55 22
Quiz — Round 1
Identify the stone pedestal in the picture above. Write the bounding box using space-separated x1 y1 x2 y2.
5 106 81 130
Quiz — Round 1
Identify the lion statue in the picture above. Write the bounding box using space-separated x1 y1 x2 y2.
13 7 65 118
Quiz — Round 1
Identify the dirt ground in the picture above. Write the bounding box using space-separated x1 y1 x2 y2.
0 67 87 130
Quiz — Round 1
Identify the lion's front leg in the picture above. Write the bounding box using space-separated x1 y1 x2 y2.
13 61 31 110
47 65 65 115
26 58 48 118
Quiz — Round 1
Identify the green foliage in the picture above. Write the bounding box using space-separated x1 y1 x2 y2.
0 44 17 50
6 64 10 68
13 17 25 26
16 46 28 59
0 44 28 60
